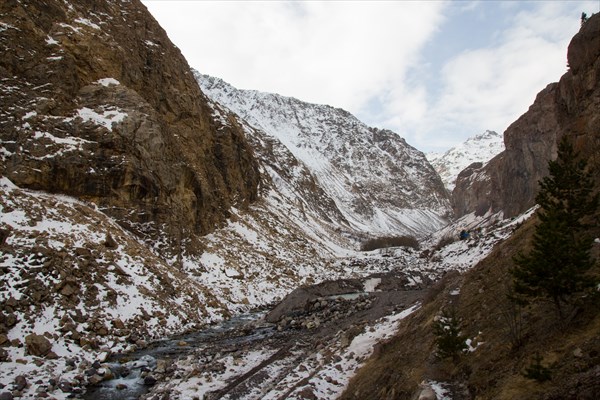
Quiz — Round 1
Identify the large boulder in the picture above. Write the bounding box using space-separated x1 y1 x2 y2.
24 334 53 357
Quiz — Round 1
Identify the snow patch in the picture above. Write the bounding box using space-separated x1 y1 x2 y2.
363 277 381 292
74 17 101 30
96 78 120 87
76 106 127 131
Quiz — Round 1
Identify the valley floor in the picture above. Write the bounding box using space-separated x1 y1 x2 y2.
87 270 426 400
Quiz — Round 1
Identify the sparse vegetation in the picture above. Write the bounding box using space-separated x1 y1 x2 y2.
523 352 552 382
360 235 420 251
500 287 526 349
511 137 599 316
433 233 458 252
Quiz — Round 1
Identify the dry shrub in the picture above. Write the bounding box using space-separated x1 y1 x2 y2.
433 233 458 251
360 235 420 251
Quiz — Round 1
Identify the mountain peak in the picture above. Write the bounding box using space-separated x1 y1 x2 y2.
427 130 504 192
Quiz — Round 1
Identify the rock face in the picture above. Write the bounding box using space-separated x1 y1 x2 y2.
452 14 600 218
0 0 260 253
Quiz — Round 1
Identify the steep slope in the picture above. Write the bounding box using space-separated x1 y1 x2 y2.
197 73 451 237
0 0 260 258
452 14 600 219
427 130 504 192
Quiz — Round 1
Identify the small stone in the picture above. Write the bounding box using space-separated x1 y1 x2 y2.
104 233 118 249
0 349 9 362
87 375 103 385
573 348 583 358
112 319 125 330
0 392 13 400
116 383 127 390
58 380 73 393
143 376 157 386
155 359 168 373
14 375 27 391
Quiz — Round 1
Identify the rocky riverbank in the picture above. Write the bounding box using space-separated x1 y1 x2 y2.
79 271 426 400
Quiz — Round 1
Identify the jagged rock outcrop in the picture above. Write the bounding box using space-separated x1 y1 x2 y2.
0 0 260 253
453 14 600 218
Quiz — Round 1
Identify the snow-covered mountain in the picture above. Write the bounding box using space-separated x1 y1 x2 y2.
197 73 451 237
427 130 504 192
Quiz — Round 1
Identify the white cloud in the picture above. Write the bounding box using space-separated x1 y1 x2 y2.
143 1 595 152
398 1 594 151
143 0 446 119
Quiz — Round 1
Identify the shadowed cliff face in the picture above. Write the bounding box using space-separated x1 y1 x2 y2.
453 14 600 218
0 0 260 251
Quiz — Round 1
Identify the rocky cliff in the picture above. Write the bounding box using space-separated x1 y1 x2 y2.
0 0 260 254
452 14 600 218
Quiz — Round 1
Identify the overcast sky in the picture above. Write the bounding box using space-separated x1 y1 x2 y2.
142 0 597 153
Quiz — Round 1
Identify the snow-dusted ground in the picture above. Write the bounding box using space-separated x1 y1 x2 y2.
150 305 421 400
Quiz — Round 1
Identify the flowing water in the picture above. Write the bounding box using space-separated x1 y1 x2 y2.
83 312 272 400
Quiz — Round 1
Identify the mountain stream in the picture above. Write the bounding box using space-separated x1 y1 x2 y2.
83 272 426 400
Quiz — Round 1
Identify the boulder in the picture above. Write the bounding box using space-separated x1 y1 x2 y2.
14 376 27 392
24 334 53 357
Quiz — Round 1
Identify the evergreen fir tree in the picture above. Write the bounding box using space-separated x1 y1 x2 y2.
511 137 598 316
433 308 467 362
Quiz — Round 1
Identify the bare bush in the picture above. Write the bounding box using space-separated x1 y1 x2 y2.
433 233 458 252
360 235 420 251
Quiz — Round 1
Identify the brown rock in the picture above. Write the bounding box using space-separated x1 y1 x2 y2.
14 376 27 392
104 233 118 249
0 348 10 362
112 318 125 330
25 334 53 357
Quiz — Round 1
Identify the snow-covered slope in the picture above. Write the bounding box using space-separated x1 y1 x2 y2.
427 130 504 192
197 73 451 238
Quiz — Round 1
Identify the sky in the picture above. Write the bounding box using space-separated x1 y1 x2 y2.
141 0 598 153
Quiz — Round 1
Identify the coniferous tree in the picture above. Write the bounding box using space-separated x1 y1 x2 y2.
433 308 467 362
511 137 598 316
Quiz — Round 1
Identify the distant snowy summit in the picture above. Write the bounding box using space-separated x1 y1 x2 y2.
427 130 504 192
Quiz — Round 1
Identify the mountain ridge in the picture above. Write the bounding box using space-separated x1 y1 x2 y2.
197 72 451 238
427 130 504 192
